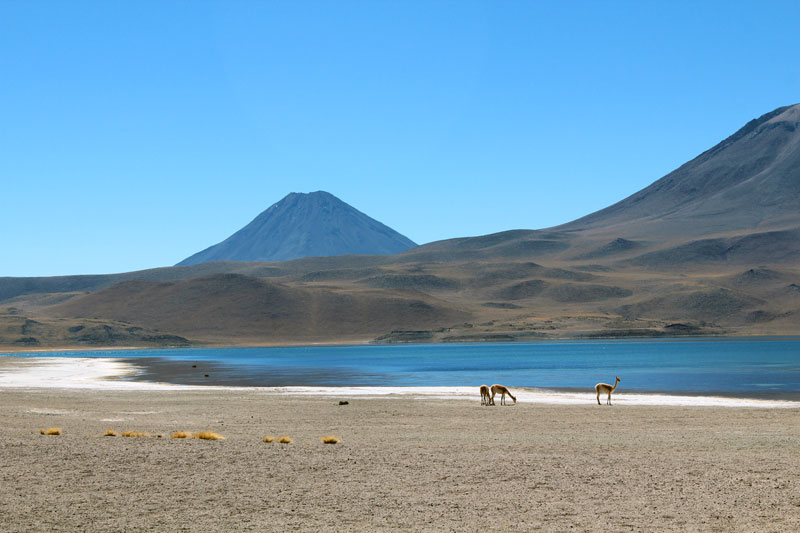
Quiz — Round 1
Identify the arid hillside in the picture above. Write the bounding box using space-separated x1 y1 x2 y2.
46 273 468 344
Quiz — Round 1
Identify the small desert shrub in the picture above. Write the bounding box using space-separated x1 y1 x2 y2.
171 431 192 439
194 431 225 441
40 427 61 436
277 435 292 444
121 431 149 438
104 429 118 437
321 435 340 444
262 435 275 443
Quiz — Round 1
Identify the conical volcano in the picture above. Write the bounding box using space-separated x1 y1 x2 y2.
178 191 417 265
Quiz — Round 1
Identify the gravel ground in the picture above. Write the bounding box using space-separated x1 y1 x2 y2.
1 388 799 532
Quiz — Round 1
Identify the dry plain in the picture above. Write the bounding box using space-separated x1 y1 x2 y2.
1 386 799 532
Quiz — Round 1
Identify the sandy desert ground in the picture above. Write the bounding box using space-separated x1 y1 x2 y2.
1 384 799 532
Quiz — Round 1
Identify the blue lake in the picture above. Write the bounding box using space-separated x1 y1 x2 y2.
6 338 800 398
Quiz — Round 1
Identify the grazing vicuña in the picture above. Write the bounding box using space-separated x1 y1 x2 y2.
277 435 292 444
104 429 118 437
40 427 62 436
262 435 275 443
321 435 340 444
171 431 192 439
480 384 493 406
490 384 516 405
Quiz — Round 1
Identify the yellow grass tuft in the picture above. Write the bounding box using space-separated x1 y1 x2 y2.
104 429 118 437
121 431 149 438
262 435 275 443
40 427 62 436
171 431 192 439
277 435 292 444
321 435 340 444
194 431 225 441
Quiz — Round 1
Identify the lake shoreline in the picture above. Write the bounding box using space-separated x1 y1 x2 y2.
121 355 800 402
2 355 799 407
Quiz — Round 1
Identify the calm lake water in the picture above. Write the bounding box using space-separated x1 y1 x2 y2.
9 338 800 397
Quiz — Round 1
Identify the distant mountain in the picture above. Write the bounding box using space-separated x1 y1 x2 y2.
178 191 417 265
4 105 800 349
400 103 800 265
558 103 800 239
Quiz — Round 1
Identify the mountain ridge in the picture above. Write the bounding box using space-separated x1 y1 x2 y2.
3 103 800 347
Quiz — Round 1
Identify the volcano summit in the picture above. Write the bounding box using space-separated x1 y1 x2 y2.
178 191 417 265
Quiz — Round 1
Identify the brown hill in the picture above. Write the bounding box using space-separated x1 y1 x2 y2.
46 273 469 344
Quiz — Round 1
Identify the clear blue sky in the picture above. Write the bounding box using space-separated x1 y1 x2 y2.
1 1 798 277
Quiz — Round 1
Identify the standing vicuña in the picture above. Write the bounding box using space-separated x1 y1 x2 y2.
491 384 516 405
595 376 620 405
480 384 493 406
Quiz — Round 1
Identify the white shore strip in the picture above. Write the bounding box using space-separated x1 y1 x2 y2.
1 356 798 408
0 357 191 391
276 386 800 408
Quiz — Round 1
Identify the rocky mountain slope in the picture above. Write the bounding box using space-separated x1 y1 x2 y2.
560 103 800 239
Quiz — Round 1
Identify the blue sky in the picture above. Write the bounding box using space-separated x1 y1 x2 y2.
1 1 799 277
